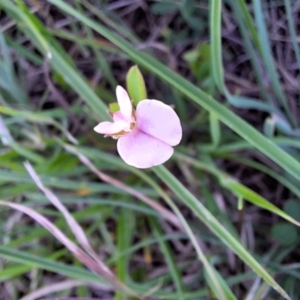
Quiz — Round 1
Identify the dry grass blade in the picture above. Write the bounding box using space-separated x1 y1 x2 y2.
0 200 137 297
23 161 140 297
63 144 182 230
0 201 80 253
20 280 111 300
24 161 111 276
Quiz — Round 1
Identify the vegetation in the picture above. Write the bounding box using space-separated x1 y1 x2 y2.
0 0 300 299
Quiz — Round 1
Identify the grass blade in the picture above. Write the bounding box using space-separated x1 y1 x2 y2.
116 209 134 300
1 0 109 121
175 152 300 227
153 165 290 300
66 145 236 299
252 0 293 123
151 219 185 299
0 245 106 284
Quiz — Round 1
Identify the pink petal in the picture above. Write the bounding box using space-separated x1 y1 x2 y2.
94 120 130 135
117 130 174 168
113 111 124 122
136 100 182 146
116 86 132 121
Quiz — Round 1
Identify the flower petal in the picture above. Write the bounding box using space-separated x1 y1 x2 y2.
117 130 173 168
94 120 130 135
113 111 125 122
116 86 132 121
136 100 182 146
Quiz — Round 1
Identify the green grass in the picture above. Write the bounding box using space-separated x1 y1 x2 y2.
0 0 300 299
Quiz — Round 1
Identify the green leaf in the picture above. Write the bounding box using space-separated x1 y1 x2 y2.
220 177 300 227
284 200 300 222
183 43 211 82
263 117 275 138
150 2 179 15
126 65 147 105
209 112 221 147
271 223 298 246
109 102 120 113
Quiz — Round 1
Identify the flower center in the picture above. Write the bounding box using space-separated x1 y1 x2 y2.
110 110 136 139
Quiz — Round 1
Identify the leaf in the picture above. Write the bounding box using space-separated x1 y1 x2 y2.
0 245 105 284
109 102 120 113
284 200 300 222
263 117 275 137
271 223 298 246
126 65 147 105
220 177 300 227
183 43 211 82
150 2 178 15
210 112 221 147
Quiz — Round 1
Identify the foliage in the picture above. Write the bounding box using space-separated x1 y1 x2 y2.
0 0 299 299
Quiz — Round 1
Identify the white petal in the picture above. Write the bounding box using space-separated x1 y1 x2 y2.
94 120 130 135
136 100 182 146
117 130 173 169
116 86 132 121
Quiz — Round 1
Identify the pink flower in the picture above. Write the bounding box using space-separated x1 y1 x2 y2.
94 86 182 168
